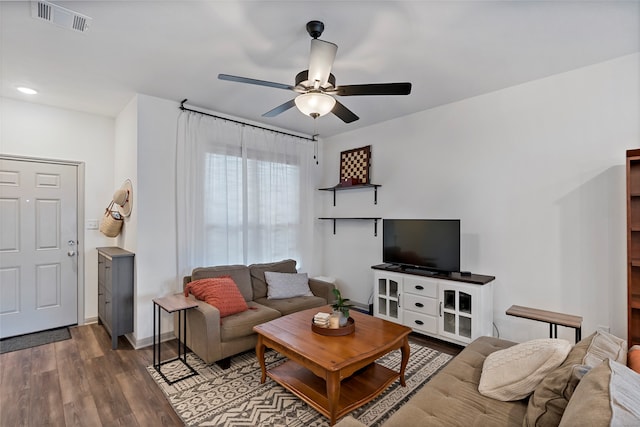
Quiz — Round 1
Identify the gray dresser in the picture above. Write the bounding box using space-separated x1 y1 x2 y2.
97 247 134 349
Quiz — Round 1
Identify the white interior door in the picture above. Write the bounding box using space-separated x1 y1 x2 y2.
0 158 78 338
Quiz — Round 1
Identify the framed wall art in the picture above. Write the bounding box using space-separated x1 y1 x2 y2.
339 145 371 186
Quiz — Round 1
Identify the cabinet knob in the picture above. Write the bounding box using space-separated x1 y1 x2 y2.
415 302 424 308
415 320 424 325
415 285 424 290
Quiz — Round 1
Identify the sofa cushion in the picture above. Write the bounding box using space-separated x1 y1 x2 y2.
524 330 628 427
382 336 528 427
265 271 313 299
219 301 281 342
249 259 298 299
558 359 640 427
255 295 327 316
191 264 253 302
629 345 640 374
582 328 627 366
478 338 571 401
184 277 249 318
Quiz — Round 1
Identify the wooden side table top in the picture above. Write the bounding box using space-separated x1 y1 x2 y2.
506 305 582 328
254 306 412 372
153 294 198 313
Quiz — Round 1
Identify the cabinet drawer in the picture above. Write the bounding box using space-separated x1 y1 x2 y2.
100 288 113 332
104 259 113 292
97 284 106 323
98 255 106 285
404 311 438 334
404 293 438 316
403 277 438 298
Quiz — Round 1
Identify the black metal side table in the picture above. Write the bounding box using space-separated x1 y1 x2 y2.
153 294 199 384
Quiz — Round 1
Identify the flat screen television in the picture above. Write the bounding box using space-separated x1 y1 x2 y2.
383 219 460 273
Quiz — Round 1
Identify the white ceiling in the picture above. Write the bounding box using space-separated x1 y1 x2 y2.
1 1 638 138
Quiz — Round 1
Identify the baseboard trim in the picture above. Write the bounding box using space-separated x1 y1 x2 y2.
130 331 175 350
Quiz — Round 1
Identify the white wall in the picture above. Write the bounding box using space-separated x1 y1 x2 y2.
319 53 639 343
0 97 116 322
133 94 181 345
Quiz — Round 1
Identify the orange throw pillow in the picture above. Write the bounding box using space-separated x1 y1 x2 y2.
184 276 248 318
629 346 640 374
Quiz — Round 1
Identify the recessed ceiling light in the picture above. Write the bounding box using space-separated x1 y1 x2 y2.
17 87 38 95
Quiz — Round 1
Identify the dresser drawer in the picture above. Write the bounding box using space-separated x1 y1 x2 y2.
403 293 438 316
403 277 438 298
98 255 113 292
403 311 438 334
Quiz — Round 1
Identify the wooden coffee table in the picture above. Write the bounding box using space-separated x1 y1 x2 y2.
253 306 412 425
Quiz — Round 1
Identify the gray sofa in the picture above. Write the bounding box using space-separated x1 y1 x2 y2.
176 259 334 367
336 331 636 427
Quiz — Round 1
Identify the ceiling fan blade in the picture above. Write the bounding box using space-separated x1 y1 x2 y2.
308 39 337 88
218 74 294 91
332 100 359 123
262 99 297 117
334 82 412 96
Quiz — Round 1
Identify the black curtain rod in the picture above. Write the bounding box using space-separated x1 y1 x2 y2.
179 99 316 142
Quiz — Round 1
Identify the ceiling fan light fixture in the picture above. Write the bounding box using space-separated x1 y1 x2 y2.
295 92 336 118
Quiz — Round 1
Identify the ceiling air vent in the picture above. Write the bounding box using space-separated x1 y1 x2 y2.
31 1 92 33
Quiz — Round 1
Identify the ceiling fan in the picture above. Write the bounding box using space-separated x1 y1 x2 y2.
218 20 412 123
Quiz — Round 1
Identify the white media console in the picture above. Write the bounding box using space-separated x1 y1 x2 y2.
372 264 494 346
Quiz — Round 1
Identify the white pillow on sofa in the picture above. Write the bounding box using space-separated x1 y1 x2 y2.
479 338 572 401
265 271 313 299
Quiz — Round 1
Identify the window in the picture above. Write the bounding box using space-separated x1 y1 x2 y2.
177 112 314 278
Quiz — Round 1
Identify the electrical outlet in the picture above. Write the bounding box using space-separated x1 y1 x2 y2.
86 219 99 230
597 325 610 333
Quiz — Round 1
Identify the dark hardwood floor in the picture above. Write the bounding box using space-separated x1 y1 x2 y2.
0 324 462 426
0 323 183 427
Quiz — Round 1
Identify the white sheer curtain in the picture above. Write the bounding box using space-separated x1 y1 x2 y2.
176 111 315 279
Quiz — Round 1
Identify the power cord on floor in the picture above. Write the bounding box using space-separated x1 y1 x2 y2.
493 322 500 339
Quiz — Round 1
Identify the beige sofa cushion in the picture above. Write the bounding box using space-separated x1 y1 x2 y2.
191 264 253 302
583 328 627 366
382 336 527 427
219 301 281 342
249 259 298 299
478 338 571 401
524 330 628 427
558 359 640 427
254 295 327 316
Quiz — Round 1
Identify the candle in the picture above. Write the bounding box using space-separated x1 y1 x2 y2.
329 313 340 329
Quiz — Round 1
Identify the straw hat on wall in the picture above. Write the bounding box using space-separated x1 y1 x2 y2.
112 179 133 217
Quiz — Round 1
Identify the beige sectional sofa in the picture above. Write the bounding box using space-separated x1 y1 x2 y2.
336 331 639 427
176 259 334 367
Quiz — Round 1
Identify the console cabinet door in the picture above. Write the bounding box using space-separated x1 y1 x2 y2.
374 272 402 324
438 283 476 344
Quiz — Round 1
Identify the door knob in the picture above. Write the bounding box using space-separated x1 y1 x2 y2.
67 250 76 257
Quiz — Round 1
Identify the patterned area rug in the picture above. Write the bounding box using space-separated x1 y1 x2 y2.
0 327 71 354
147 343 452 426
